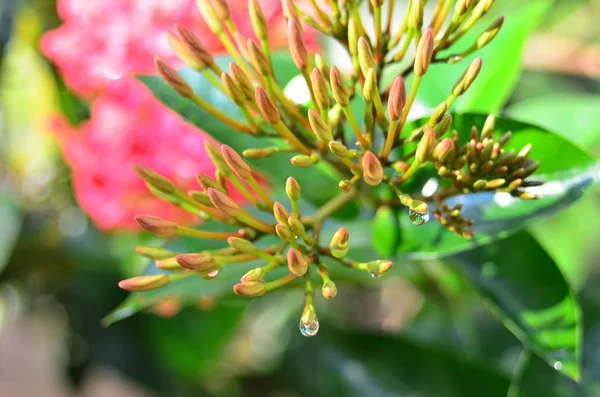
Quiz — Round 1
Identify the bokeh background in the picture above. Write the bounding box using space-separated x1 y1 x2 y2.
0 0 599 396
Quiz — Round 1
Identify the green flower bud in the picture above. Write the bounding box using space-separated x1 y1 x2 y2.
308 109 333 142
330 227 349 258
329 66 350 107
286 177 301 201
233 280 266 297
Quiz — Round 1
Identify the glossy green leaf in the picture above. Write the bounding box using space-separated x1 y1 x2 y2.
448 231 581 381
144 305 245 382
371 206 400 257
416 0 550 114
139 54 349 211
505 93 600 150
396 113 599 259
278 327 510 397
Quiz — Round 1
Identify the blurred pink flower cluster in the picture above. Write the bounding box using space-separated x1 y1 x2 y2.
41 0 315 231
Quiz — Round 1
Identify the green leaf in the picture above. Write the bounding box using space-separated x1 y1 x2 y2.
505 92 600 150
139 53 350 212
0 195 22 274
143 305 245 382
416 0 550 114
371 206 400 257
278 327 510 397
448 231 582 381
396 113 599 259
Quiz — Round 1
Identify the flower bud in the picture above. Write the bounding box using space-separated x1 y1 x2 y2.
243 147 278 159
282 0 299 21
286 177 301 201
414 29 434 76
228 237 260 255
315 53 330 77
363 68 377 103
221 72 245 105
357 37 375 77
247 39 272 76
434 114 453 138
118 275 169 292
453 58 482 96
229 63 254 101
196 173 227 193
167 31 202 70
339 180 352 193
329 141 350 157
433 138 455 162
204 140 230 174
329 66 350 107
361 151 384 186
429 102 447 126
288 20 308 70
416 127 436 163
473 179 487 191
233 280 266 297
255 86 280 124
367 260 393 276
175 24 214 68
211 0 230 18
189 191 213 206
241 267 265 282
134 165 175 194
388 76 406 121
486 179 506 189
481 114 495 140
291 155 315 167
273 202 290 223
330 227 349 258
221 145 252 180
276 222 295 242
311 68 330 110
155 57 193 97
287 216 305 236
176 253 218 272
287 248 308 276
454 0 471 16
477 17 504 49
409 0 424 30
308 109 333 142
135 215 178 238
249 0 268 39
195 0 222 33
322 280 337 299
135 246 175 260
207 188 241 217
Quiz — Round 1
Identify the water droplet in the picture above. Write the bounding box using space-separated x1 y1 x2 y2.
299 317 319 337
103 65 123 80
449 55 463 64
369 270 382 278
554 361 563 370
409 209 429 225
205 269 220 279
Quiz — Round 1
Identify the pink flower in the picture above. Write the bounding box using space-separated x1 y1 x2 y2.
41 0 319 231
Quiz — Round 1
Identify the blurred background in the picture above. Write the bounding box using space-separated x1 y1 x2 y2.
0 0 599 396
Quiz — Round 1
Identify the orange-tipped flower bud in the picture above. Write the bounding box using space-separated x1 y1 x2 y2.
135 215 178 238
118 275 169 292
388 76 406 121
416 127 436 163
287 248 308 276
288 20 308 70
361 151 384 186
221 144 252 180
134 165 175 194
330 227 349 258
207 188 241 217
233 280 266 297
255 86 280 124
308 109 333 142
286 177 301 201
329 66 350 107
414 29 434 76
155 56 193 97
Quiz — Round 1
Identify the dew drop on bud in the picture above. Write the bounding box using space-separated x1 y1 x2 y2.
206 269 220 279
449 55 463 64
299 317 319 337
409 209 429 225
369 270 382 278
